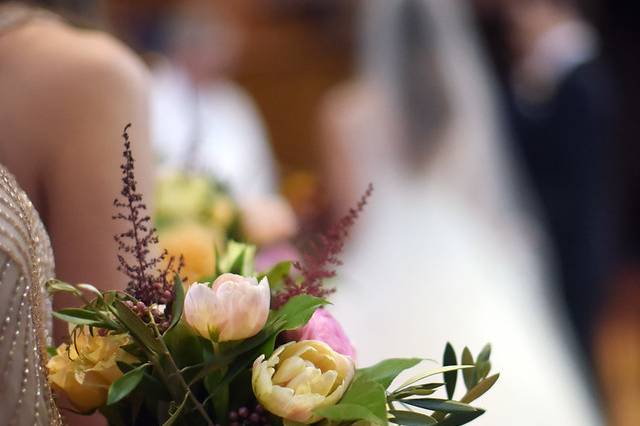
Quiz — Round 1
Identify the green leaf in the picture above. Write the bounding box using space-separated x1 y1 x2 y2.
327 376 387 424
240 245 256 276
476 344 491 363
391 383 444 399
475 361 491 380
57 308 101 320
112 300 164 354
316 403 385 425
202 353 252 406
115 360 135 374
218 240 256 275
76 283 104 300
443 342 457 400
388 410 437 425
47 346 57 357
120 342 145 359
258 261 292 292
398 398 478 413
276 295 330 331
163 321 203 372
167 275 185 333
107 363 149 405
190 324 280 384
52 309 105 326
436 409 486 426
474 344 492 381
397 365 474 390
204 370 229 421
357 358 422 390
45 279 81 296
460 373 500 404
461 347 477 390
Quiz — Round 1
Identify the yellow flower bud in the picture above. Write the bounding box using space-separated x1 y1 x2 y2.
252 340 355 423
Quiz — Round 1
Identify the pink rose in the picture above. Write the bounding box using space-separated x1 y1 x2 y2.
284 309 356 359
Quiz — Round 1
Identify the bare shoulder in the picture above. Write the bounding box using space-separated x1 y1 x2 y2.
0 19 149 142
0 19 150 191
1 19 148 94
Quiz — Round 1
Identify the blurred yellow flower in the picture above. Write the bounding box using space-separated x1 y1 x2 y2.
160 223 222 282
252 340 355 423
159 222 221 283
155 173 212 224
209 194 237 230
47 327 136 413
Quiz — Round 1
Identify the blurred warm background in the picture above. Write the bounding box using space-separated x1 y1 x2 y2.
21 0 640 424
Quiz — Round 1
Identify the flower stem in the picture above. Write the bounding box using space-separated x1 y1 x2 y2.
148 313 214 425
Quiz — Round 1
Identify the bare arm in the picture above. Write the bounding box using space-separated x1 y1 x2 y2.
14 24 151 426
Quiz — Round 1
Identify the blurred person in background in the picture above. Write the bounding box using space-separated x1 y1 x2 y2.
502 0 616 365
474 1 640 424
150 0 278 199
322 0 602 424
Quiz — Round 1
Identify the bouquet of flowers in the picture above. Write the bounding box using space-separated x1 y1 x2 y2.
46 126 498 425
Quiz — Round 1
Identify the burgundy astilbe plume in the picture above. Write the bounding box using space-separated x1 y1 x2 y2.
113 124 183 330
273 183 374 308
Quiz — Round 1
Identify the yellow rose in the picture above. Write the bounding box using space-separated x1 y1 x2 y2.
47 327 136 413
159 223 220 283
252 340 355 423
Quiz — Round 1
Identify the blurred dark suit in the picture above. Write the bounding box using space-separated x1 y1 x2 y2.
508 56 616 359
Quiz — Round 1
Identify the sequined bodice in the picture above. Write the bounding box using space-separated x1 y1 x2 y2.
0 166 63 425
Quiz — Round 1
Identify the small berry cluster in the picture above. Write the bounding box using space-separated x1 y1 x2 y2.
123 300 171 331
222 405 270 426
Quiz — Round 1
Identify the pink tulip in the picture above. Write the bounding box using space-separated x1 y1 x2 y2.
285 309 356 359
184 273 270 342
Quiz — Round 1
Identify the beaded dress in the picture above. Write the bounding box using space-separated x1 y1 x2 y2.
0 166 63 425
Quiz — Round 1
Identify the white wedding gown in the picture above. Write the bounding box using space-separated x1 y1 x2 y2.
328 1 603 425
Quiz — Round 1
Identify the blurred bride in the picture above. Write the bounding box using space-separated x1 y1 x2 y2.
323 0 602 424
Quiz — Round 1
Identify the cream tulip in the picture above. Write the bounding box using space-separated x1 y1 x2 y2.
252 340 355 423
183 273 270 342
